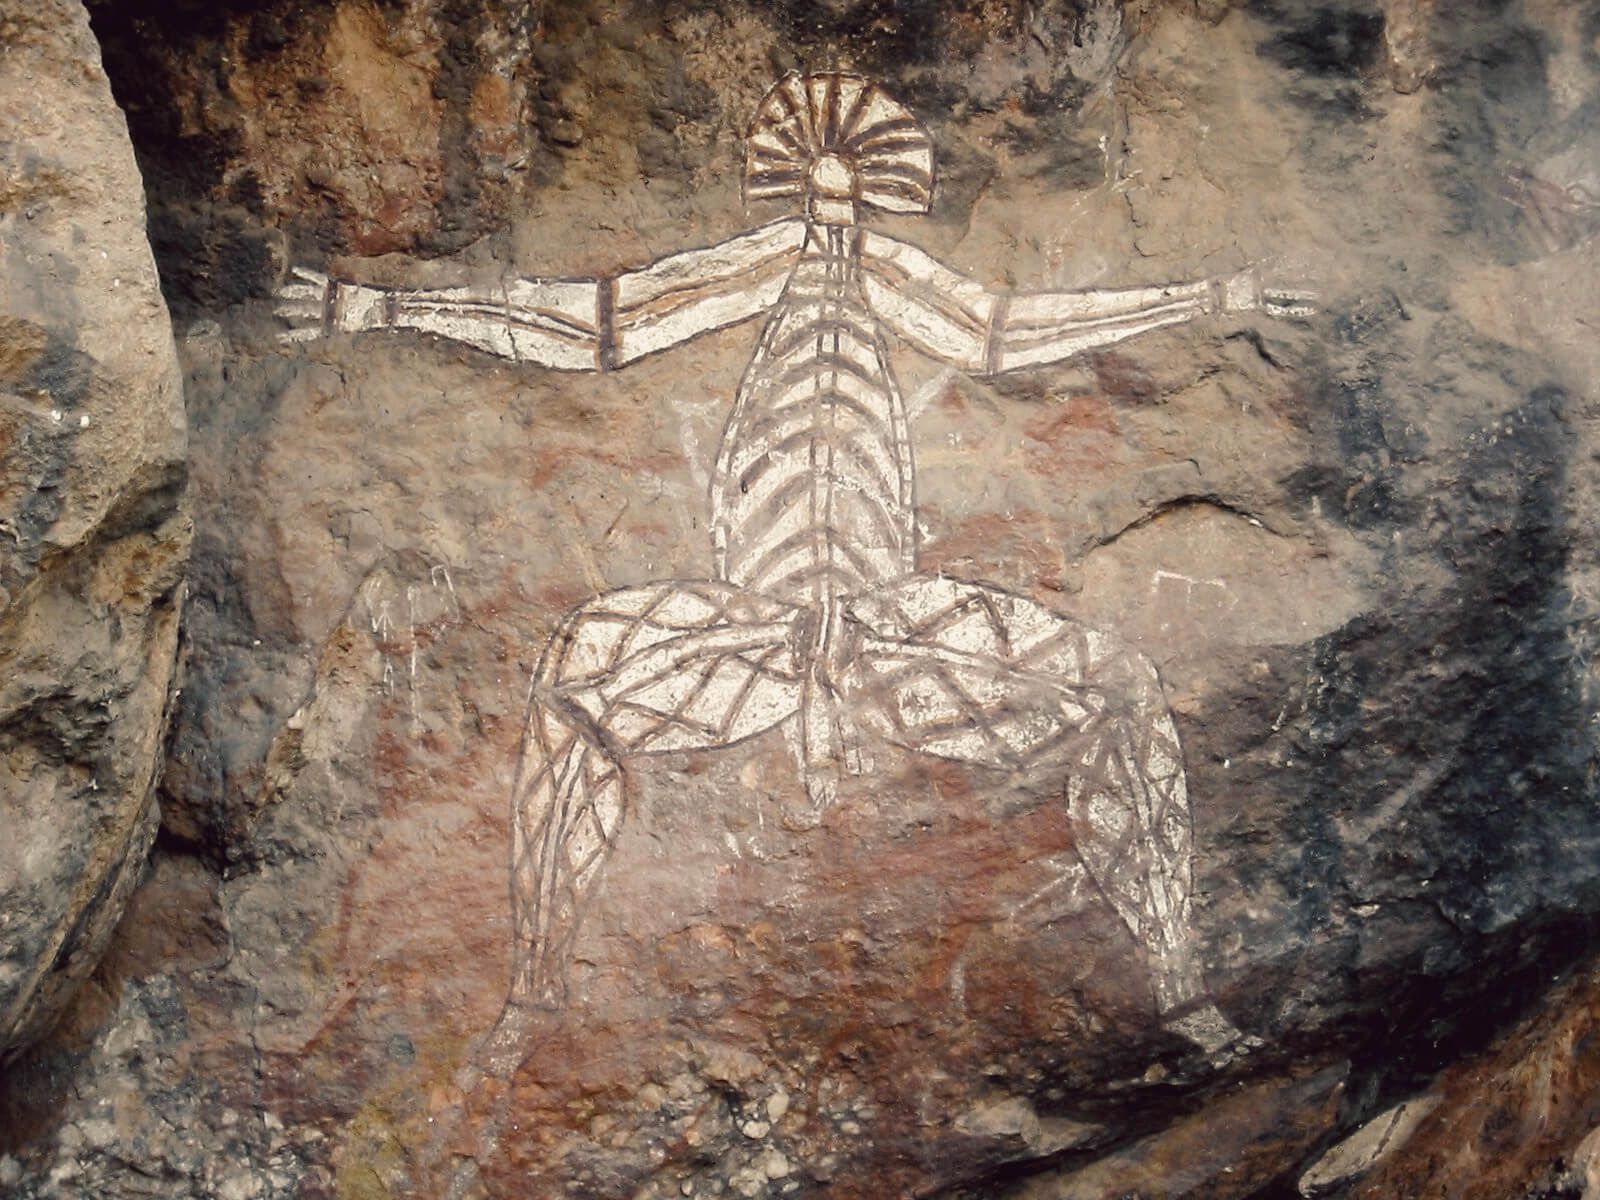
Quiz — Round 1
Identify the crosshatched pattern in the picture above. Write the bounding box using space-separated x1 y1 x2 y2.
541 582 805 756
277 70 1313 1056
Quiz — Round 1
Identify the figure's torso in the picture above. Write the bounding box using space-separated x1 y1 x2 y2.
709 222 915 620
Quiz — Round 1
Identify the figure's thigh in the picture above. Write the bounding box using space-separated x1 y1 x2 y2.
843 575 1172 771
539 580 806 754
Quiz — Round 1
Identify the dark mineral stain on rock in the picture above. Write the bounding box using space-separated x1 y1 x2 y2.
1293 385 1593 1002
1252 0 1387 120
87 0 299 316
0 331 90 600
1255 0 1387 77
432 0 489 244
1422 2 1558 266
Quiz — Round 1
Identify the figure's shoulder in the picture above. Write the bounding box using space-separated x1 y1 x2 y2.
856 227 938 271
855 226 902 258
632 216 807 279
737 214 809 251
855 229 986 301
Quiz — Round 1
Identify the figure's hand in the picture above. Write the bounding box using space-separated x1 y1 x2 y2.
1219 269 1316 319
273 267 336 342
274 267 392 342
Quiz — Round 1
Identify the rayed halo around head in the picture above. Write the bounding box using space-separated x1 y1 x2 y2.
743 72 934 216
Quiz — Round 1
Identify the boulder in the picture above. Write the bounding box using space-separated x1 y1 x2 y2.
0 0 188 1059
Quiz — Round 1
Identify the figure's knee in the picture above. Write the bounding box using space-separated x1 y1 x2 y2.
1120 640 1166 698
1071 623 1169 708
539 586 659 687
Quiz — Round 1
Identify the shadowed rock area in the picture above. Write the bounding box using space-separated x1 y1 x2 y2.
3 1 1600 1197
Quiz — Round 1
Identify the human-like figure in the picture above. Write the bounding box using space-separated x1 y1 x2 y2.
278 71 1311 1056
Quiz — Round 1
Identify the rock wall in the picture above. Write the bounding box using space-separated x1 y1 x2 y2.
0 0 188 1061
3 1 1600 1198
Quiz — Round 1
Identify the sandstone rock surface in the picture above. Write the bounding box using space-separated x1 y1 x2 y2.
0 0 188 1060
5 1 1600 1198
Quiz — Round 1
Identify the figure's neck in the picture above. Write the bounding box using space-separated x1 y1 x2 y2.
800 220 858 260
806 195 857 226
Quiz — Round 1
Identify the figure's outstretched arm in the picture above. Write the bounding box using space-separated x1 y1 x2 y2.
857 230 1313 375
275 217 808 371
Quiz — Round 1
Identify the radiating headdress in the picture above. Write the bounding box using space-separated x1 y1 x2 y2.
744 72 935 220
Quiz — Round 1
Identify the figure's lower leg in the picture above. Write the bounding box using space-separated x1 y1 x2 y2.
506 697 626 1012
1074 832 1249 1056
1070 718 1253 1059
461 697 625 1093
1146 923 1204 1016
1141 915 1253 1057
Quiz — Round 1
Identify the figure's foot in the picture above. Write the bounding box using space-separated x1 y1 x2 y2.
1167 1002 1263 1067
474 997 553 1081
429 1001 552 1200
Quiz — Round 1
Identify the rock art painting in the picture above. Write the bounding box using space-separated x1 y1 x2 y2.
276 71 1313 1066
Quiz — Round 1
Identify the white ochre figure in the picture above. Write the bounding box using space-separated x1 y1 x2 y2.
278 72 1312 1059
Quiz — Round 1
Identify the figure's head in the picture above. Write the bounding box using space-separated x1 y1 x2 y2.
744 72 934 226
